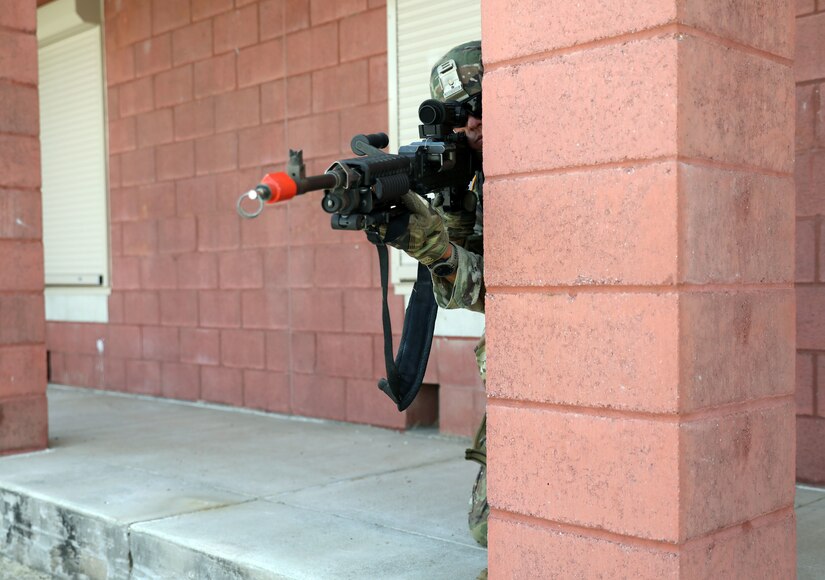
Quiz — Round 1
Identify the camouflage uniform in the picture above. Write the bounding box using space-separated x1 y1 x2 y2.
429 41 488 549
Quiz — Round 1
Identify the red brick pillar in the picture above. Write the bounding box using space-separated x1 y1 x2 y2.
484 2 796 577
796 1 825 484
0 2 47 455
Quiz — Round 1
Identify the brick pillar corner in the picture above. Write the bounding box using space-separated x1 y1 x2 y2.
483 1 795 577
0 0 48 455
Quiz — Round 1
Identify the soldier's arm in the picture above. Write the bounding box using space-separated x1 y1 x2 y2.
431 243 485 313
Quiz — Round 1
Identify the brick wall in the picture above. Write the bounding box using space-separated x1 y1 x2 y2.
0 2 48 454
796 0 825 483
45 0 481 435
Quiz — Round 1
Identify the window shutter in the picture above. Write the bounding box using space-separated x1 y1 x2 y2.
39 23 108 287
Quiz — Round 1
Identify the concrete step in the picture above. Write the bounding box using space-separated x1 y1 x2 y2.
0 387 487 579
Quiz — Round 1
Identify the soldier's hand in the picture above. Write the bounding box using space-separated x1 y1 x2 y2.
377 192 449 266
433 191 476 241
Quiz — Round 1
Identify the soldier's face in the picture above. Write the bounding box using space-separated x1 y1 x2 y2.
456 115 482 152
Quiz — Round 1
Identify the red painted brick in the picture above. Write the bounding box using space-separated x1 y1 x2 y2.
811 150 825 214
47 322 107 356
263 329 288 371
311 60 369 113
201 366 243 405
137 182 177 220
108 188 136 223
240 202 288 247
0 241 43 291
798 0 816 15
0 81 38 136
286 73 312 118
680 37 793 174
158 217 197 254
285 0 311 32
107 46 135 86
123 291 161 325
218 250 264 289
797 84 817 150
109 117 137 154
0 345 45 398
199 290 241 327
118 77 154 117
439 384 480 437
180 328 220 365
798 286 825 349
125 360 162 395
284 111 340 157
680 402 795 537
176 175 218 215
345 378 406 429
259 0 285 41
161 362 200 401
238 122 286 169
0 395 47 453
241 290 289 329
797 219 817 283
798 415 825 482
192 0 233 21
796 152 819 216
197 213 240 251
171 20 212 67
0 30 37 85
194 53 237 98
113 1 152 46
291 372 346 420
797 12 825 82
155 65 194 108
0 135 40 189
0 189 41 240
112 256 141 289
243 370 290 413
291 288 343 332
156 141 196 181
316 332 372 379
818 356 825 418
122 220 158 255
142 326 180 361
106 325 142 359
178 253 219 289
215 87 260 133
221 329 265 368
140 255 178 289
108 292 125 324
102 357 127 391
797 353 816 415
135 35 172 78
261 79 286 123
0 295 43 345
338 102 388 153
237 39 285 87
262 247 289 286
339 8 385 63
152 0 191 34
195 132 238 175
368 54 387 103
488 293 679 411
285 22 338 76
174 98 215 142
0 2 35 31
159 290 199 327
679 290 795 411
136 109 174 148
343 288 398 334
120 147 155 186
310 0 367 24
109 154 122 188
288 331 314 373
213 5 259 54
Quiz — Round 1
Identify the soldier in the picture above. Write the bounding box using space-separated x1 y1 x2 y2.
378 40 488 552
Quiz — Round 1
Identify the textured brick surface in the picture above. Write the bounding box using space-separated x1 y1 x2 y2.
797 12 825 82
0 345 46 398
0 395 47 453
243 369 290 413
201 366 243 406
798 286 825 350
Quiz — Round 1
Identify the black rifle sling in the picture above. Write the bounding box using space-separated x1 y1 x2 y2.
370 239 438 411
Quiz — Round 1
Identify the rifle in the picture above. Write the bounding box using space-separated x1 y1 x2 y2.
235 99 481 412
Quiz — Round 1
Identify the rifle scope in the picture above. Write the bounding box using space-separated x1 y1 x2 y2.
418 99 470 128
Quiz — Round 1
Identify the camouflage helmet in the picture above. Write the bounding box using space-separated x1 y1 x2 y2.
429 40 483 107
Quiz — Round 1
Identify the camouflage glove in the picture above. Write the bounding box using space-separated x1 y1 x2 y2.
432 191 476 242
378 192 449 266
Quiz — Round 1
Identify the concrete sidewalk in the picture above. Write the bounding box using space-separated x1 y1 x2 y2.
0 386 487 579
1 387 824 579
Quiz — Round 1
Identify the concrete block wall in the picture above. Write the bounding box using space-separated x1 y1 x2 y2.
0 2 48 455
483 0 796 576
796 0 825 483
43 0 479 435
